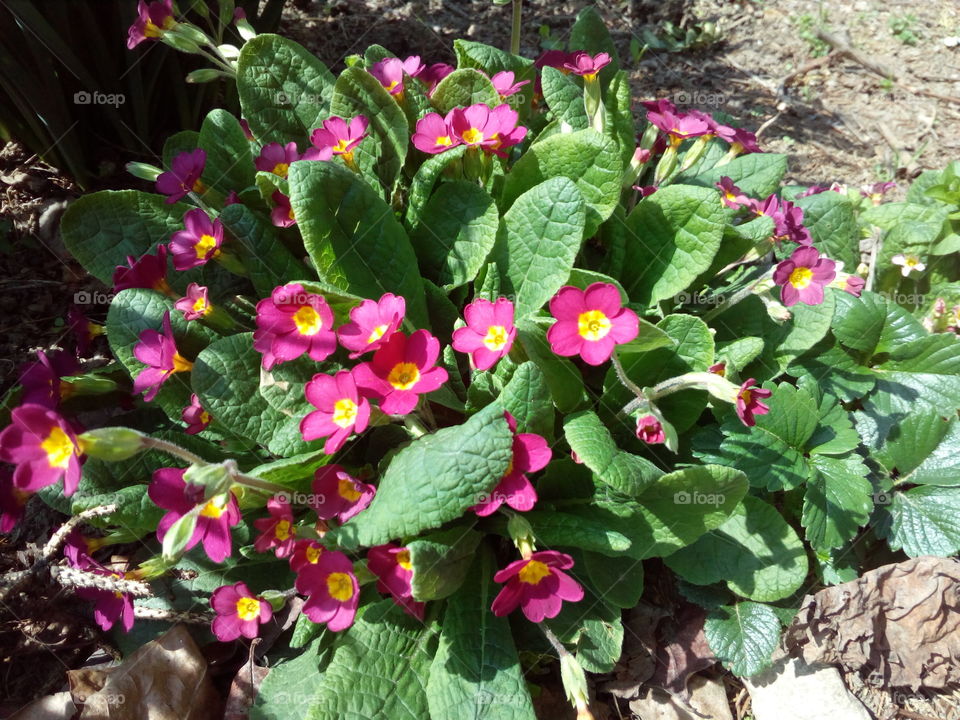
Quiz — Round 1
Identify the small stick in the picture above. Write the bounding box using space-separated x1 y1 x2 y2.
133 606 212 624
52 565 153 597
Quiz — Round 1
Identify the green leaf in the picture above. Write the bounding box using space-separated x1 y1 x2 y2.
430 68 500 114
563 410 663 497
237 34 334 144
426 547 536 720
250 639 328 719
515 320 587 413
499 361 554 439
338 403 513 548
581 550 644 609
517 510 632 556
70 484 164 538
408 527 483 601
495 176 586 317
620 184 726 307
801 454 873 551
665 496 809 602
453 39 535 79
407 145 468 231
793 190 858 269
198 109 254 194
686 153 788 199
289 615 327 650
879 414 960 486
502 129 622 238
410 180 499 290
247 449 330 487
878 485 960 557
860 201 948 232
219 202 308 297
540 67 588 130
330 66 409 191
831 291 926 355
544 585 623 673
288 160 428 327
568 5 620 83
307 601 437 720
704 602 780 677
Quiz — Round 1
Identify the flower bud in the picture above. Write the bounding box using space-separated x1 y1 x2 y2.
183 462 234 499
126 161 163 181
162 507 199 561
560 654 594 720
186 68 226 84
78 427 146 461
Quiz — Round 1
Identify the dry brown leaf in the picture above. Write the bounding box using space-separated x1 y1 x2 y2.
784 556 960 690
224 639 270 720
628 674 733 720
651 603 716 696
67 625 221 719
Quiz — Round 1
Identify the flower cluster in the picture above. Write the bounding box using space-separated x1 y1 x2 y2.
413 103 527 156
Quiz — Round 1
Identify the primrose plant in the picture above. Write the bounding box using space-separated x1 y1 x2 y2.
3 2 960 718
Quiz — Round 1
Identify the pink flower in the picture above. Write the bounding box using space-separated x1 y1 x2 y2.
773 246 837 307
635 414 665 444
289 539 325 573
491 550 584 622
112 245 171 294
174 283 212 321
646 109 710 147
253 284 337 370
307 116 369 160
735 378 772 427
169 208 223 270
563 51 611 79
452 297 516 371
156 149 206 204
68 307 104 358
728 128 761 155
211 582 272 642
752 195 811 246
0 405 84 495
450 104 501 149
301 371 372 454
491 71 530 98
76 572 135 632
336 293 406 359
487 104 527 157
253 496 297 558
419 62 454 94
535 50 577 70
641 98 677 114
148 467 241 563
310 465 376 523
19 350 78 409
133 311 193 402
127 0 176 49
716 177 749 209
708 362 726 377
632 184 659 197
370 57 422 96
181 393 211 435
367 544 425 620
270 190 297 228
862 181 896 203
296 550 359 631
412 111 459 154
472 413 549 517
352 330 449 415
63 529 101 570
255 141 301 178
0 469 29 533
546 283 639 366
843 275 865 297
239 118 255 141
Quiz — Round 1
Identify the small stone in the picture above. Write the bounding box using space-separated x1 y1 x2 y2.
745 656 872 720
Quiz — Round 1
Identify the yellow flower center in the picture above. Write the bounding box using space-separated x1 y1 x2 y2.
333 140 350 154
905 256 920 267
482 325 509 352
41 426 76 469
287 206 296 221
387 362 420 390
332 398 359 428
199 410 211 425
172 352 193 373
194 234 219 259
436 135 452 146
503 455 515 478
583 71 598 82
271 162 289 178
367 324 388 345
385 80 400 92
192 296 211 315
144 19 163 37
88 322 105 338
518 560 551 585
396 549 413 571
274 519 294 541
740 389 752 404
577 310 612 341
235 597 261 621
789 267 814 289
293 305 324 335
327 572 354 601
337 477 363 502
200 500 224 519
461 128 484 145
305 544 322 564
192 178 207 194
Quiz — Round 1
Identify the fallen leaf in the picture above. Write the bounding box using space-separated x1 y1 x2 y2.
651 602 716 696
224 641 270 720
628 674 733 720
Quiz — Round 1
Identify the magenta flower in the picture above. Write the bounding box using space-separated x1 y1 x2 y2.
728 127 761 155
253 496 297 558
773 246 837 307
19 350 78 409
270 190 297 228
255 141 301 178
308 116 369 162
563 51 611 79
253 284 337 370
169 208 223 270
419 62 454 94
301 370 372 454
182 393 212 435
716 177 749 209
491 550 584 622
239 118 255 141
148 467 241 563
289 539 325 573
843 275 865 297
752 195 811 246
472 412 549 517
112 245 171 294
491 71 530 98
862 181 896 203
735 378 772 427
535 50 577 71
546 283 639 366
452 297 516 371
68 307 104 358
367 544 425 620
296 550 359 631
211 582 272 642
450 104 500 149
641 98 678 114
156 149 206 204
336 293 406 359
487 104 527 157
370 56 423 96
77 572 135 632
0 470 29 533
708 362 726 377
352 330 449 415
127 0 175 49
174 282 212 321
635 414 665 444
646 108 710 146
412 111 459 154
133 311 193 402
310 465 376 523
0 405 83 495
64 529 101 570
632 184 659 198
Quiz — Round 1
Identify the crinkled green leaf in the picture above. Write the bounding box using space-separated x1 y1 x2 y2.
793 190 857 268
540 67 588 130
878 413 960 486
198 109 254 194
686 153 788 199
407 145 468 231
408 527 482 602
430 68 500 114
514 510 632 557
704 602 780 677
878 485 960 557
515 320 587 414
801 454 873 551
220 202 308 297
580 550 644 609
499 361 554 439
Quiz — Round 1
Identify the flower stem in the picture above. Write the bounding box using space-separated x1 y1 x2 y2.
510 0 523 56
404 415 429 438
141 436 207 466
610 351 644 399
